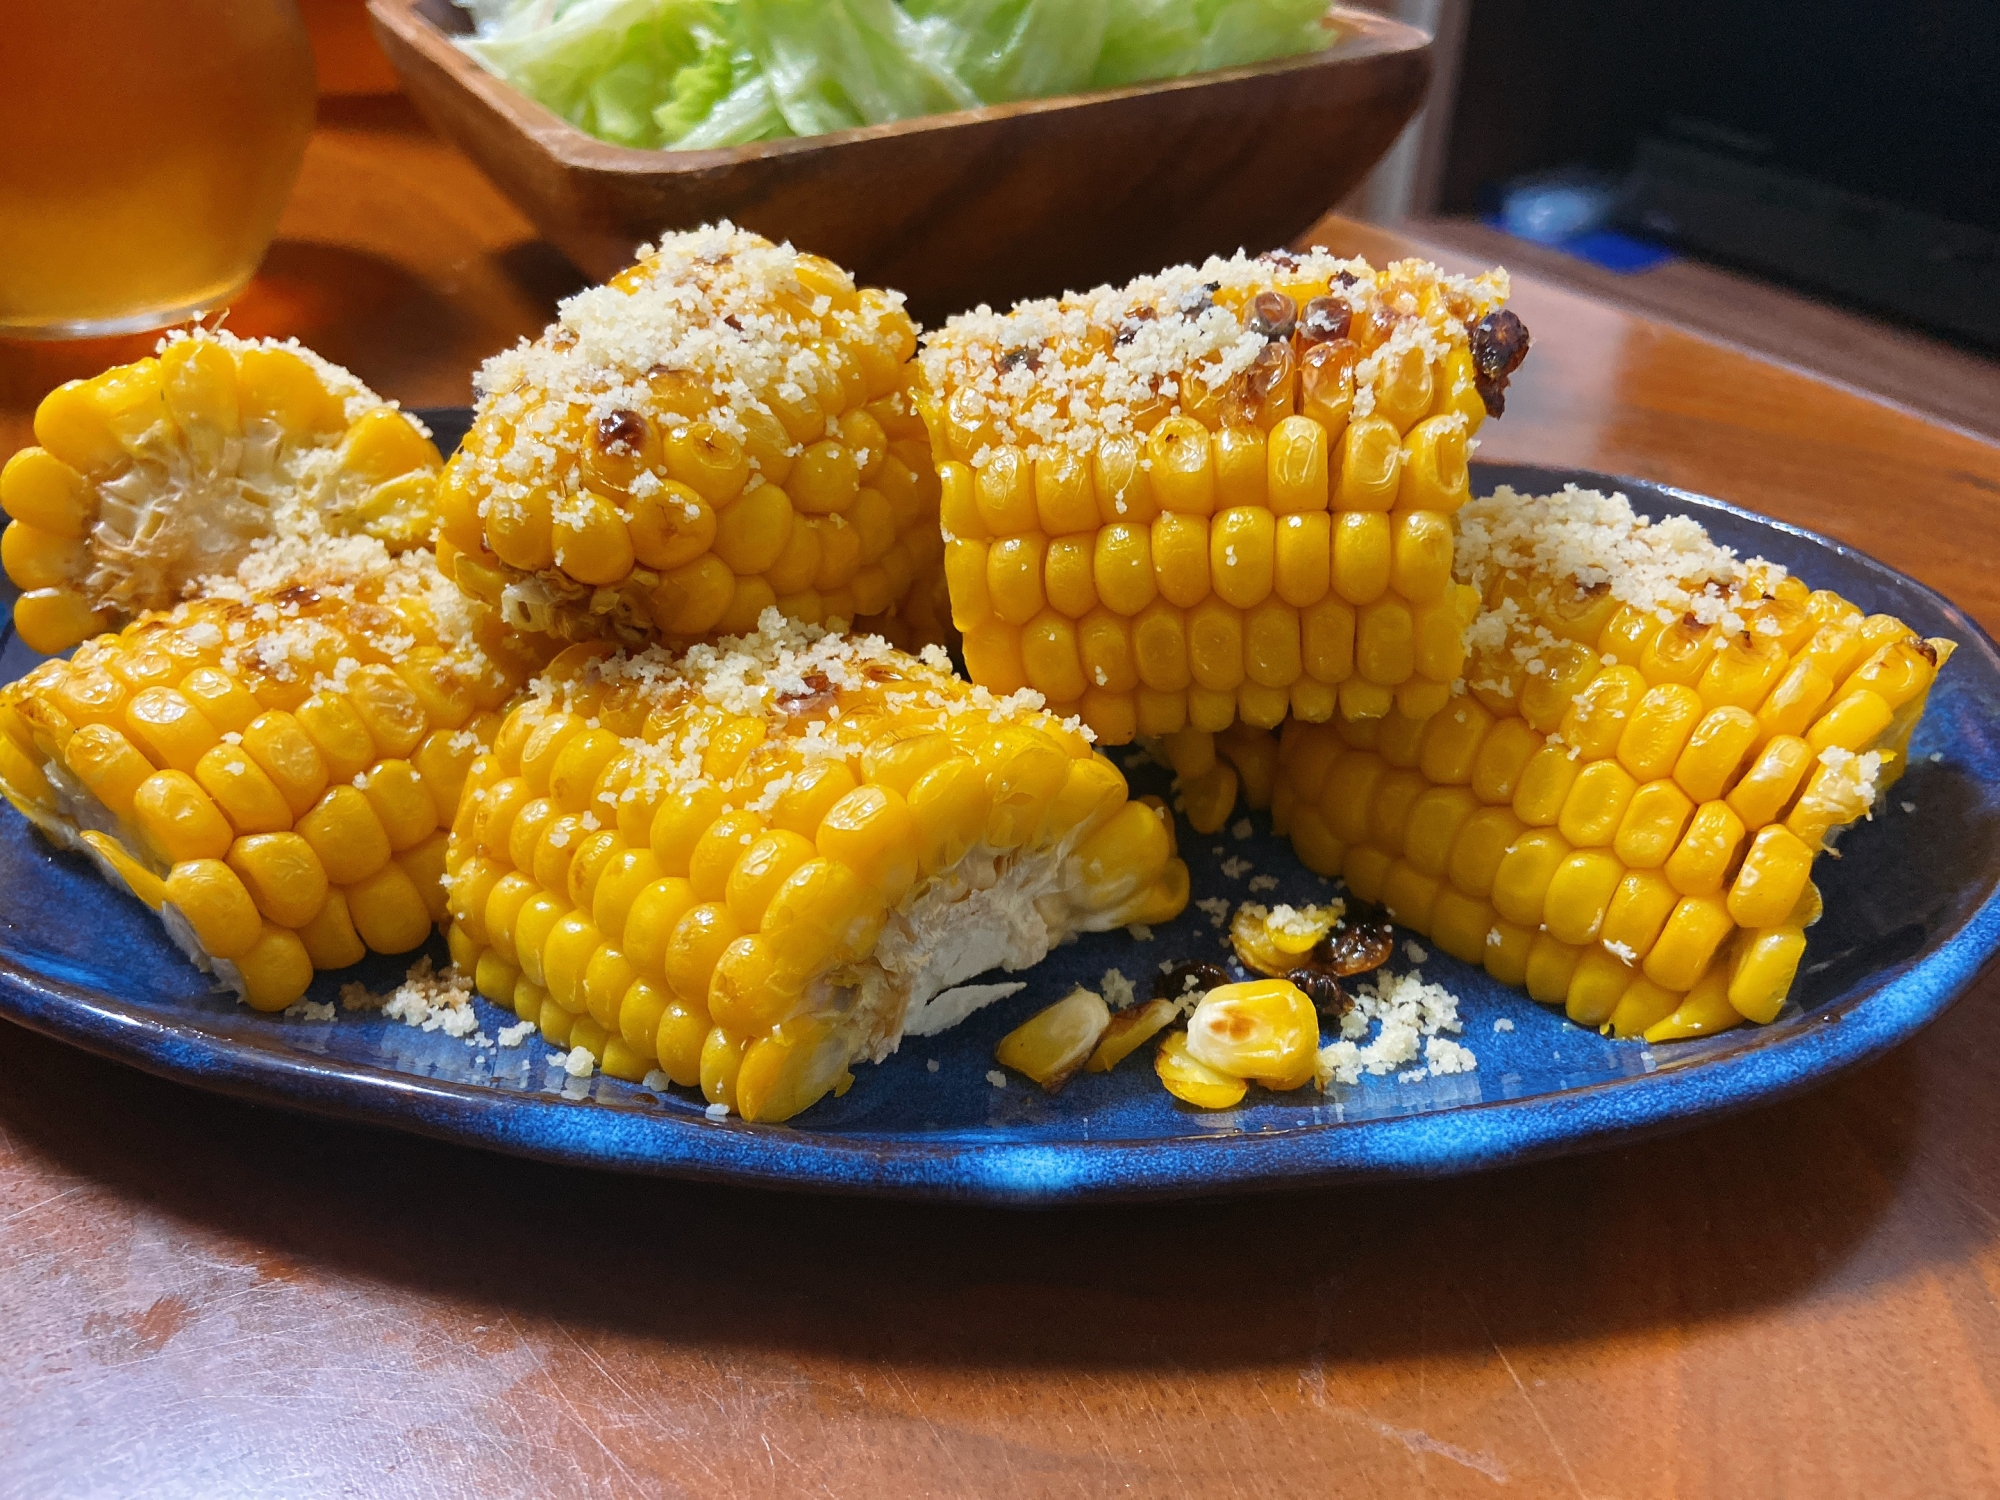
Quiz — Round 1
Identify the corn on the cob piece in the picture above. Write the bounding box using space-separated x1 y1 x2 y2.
443 612 1189 1122
438 223 945 652
0 541 545 1013
916 248 1529 749
1270 485 1954 1043
1 330 443 655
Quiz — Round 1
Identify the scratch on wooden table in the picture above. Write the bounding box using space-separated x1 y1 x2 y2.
0 1182 85 1228
519 1314 654 1495
1299 1269 1504 1488
888 1365 968 1492
1456 1284 1586 1498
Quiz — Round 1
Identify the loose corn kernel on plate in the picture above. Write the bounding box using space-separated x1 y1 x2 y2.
1 450 1996 1203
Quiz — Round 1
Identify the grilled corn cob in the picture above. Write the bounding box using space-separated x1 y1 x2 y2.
0 540 545 1012
444 612 1189 1121
439 224 945 650
1270 486 1954 1042
1 330 442 655
917 248 1529 750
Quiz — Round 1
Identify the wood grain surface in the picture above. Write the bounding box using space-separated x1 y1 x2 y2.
4 97 2000 1500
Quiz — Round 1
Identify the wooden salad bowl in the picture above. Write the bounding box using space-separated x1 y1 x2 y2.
366 0 1432 322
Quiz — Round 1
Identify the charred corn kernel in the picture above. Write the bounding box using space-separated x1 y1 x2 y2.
437 618 1181 1121
1228 900 1338 975
1155 1030 1249 1109
995 987 1113 1092
444 229 936 648
1180 979 1318 1091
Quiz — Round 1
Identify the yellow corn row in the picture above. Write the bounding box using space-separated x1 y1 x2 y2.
438 225 945 651
444 615 1189 1122
1269 488 1953 1043
917 249 1528 747
0 559 547 1012
1 330 443 655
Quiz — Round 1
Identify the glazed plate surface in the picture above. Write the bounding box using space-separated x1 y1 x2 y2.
1 446 1994 1203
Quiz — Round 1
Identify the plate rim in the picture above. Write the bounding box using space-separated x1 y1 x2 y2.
3 459 1997 1204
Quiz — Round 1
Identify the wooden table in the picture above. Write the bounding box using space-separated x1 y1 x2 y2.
5 98 2000 1499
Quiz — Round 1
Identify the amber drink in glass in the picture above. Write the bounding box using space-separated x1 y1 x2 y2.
1 0 317 338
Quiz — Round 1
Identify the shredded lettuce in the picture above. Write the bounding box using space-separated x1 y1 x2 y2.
736 0 978 138
455 0 1332 149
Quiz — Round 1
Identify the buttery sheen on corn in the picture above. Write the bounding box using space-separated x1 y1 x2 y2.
0 545 545 1012
0 330 443 655
443 613 1189 1123
439 224 947 652
917 247 1528 753
1268 486 1954 1044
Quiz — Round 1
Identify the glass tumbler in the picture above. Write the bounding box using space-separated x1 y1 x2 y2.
1 0 317 339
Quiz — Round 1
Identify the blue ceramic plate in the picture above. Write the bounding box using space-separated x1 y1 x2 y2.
2 437 1995 1203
